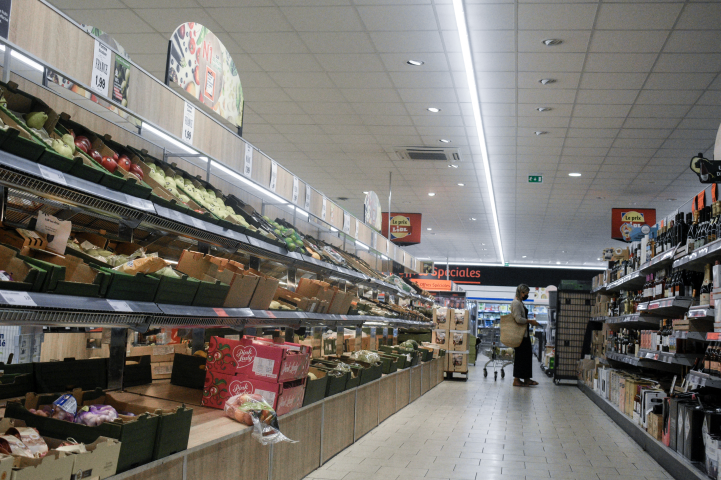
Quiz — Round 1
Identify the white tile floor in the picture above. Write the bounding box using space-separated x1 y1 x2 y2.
303 356 674 480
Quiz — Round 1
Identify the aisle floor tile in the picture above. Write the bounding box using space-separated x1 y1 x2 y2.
301 357 675 480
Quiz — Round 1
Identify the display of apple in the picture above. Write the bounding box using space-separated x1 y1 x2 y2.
112 151 119 161
101 156 117 173
129 164 144 180
74 138 88 153
89 150 102 163
117 155 132 171
76 136 91 152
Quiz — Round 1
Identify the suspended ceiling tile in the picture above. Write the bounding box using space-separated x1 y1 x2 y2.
518 30 591 53
518 4 597 31
518 53 586 72
370 31 445 53
589 30 668 53
595 3 682 30
654 54 721 73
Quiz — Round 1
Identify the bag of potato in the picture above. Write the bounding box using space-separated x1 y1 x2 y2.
113 256 166 275
223 394 295 445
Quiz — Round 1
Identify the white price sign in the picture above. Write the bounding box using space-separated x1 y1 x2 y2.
292 176 299 204
321 197 327 220
182 101 195 145
244 143 253 177
90 40 111 97
38 165 67 186
304 185 311 211
343 213 350 234
0 291 36 307
270 161 278 192
107 300 132 312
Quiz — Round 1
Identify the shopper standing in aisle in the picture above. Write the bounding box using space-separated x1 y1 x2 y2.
511 284 540 387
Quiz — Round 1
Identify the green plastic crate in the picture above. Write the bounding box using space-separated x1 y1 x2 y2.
151 273 200 306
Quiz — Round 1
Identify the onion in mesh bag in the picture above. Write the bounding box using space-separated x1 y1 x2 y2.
349 350 380 364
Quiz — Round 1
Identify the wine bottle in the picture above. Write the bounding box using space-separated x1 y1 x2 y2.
688 211 698 253
701 263 712 306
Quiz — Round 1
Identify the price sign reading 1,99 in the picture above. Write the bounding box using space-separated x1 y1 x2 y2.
90 40 111 97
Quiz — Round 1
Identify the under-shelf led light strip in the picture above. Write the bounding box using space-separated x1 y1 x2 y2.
452 0 504 265
434 261 605 271
0 45 43 72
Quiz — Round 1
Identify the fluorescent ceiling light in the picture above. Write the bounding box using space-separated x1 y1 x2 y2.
355 241 369 250
212 161 287 204
453 0 504 265
0 46 43 72
428 192 435 196
457 183 464 186
427 228 432 231
142 123 197 155
509 264 606 270
568 172 582 177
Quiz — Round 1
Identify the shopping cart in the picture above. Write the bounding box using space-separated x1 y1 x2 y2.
478 327 514 380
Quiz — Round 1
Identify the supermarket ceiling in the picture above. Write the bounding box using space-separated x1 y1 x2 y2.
49 0 721 268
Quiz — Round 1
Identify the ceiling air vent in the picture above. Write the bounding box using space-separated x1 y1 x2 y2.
395 147 461 162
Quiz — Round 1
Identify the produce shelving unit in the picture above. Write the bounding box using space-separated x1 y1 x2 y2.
0 4 447 479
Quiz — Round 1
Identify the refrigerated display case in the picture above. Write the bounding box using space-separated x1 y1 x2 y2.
475 302 547 332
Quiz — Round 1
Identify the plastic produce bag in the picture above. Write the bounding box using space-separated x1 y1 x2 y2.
75 404 118 426
223 394 296 445
349 350 381 364
334 362 352 373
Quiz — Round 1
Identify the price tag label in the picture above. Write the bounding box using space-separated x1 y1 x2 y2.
38 165 67 186
269 161 278 192
107 300 132 312
292 176 299 204
182 101 195 145
709 333 721 341
321 197 327 220
343 212 350 234
90 40 111 97
244 143 253 177
0 291 36 307
305 185 311 211
213 308 228 317
649 302 659 309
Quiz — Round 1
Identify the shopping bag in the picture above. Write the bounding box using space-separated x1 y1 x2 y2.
500 313 525 348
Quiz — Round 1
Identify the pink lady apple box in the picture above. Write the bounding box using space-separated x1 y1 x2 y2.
206 336 311 382
202 370 306 414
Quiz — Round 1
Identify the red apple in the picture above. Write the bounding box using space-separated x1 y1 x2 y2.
117 155 131 171
89 150 102 163
101 156 117 173
74 139 88 153
112 151 119 161
76 136 91 151
129 164 144 180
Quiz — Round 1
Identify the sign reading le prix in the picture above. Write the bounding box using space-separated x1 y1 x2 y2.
611 208 656 242
381 212 422 246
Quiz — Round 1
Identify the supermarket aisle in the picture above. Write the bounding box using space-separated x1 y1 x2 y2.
304 358 672 480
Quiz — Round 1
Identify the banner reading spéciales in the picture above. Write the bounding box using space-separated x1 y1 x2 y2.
166 23 244 129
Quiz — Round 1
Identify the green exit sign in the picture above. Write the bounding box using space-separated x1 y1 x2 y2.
528 175 543 183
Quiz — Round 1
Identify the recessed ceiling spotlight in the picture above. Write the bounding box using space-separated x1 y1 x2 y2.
597 258 602 261
539 78 556 85
427 228 432 231
428 192 436 196
542 39 563 46
451 164 458 168
439 139 451 143
363 191 368 194
569 172 582 177
407 60 424 66
522 256 527 258
556 261 561 264
597 196 603 199
470 218 476 221
458 183 464 186
667 198 677 201
427 107 441 113
534 131 547 135
537 107 552 112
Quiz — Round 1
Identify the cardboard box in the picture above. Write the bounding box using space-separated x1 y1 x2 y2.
451 309 469 330
0 244 46 292
449 352 468 372
245 269 279 310
206 336 311 382
648 412 664 441
0 229 48 250
433 307 449 330
328 289 355 315
450 330 469 351
273 287 311 311
127 344 191 363
44 436 120 480
431 329 448 349
176 250 261 308
151 362 174 380
10 450 74 480
201 370 305 415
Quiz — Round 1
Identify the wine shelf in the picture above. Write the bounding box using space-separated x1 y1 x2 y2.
605 270 645 292
638 297 693 318
687 371 721 389
673 331 708 341
605 351 683 372
638 247 679 274
637 349 701 367
605 314 660 329
672 239 721 273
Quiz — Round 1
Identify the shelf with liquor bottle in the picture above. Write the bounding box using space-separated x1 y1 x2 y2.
686 304 715 321
638 349 702 367
605 270 645 292
604 350 679 372
606 314 661 329
685 341 721 389
671 203 721 272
